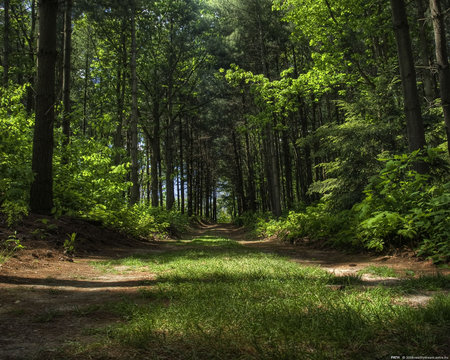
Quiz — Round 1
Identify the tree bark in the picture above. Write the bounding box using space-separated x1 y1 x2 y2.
429 0 450 154
30 0 58 214
179 117 185 213
416 0 436 104
113 22 127 166
390 0 427 172
26 0 37 113
3 0 10 86
232 129 245 215
165 127 175 210
151 101 160 207
187 120 194 216
62 0 72 161
129 1 140 205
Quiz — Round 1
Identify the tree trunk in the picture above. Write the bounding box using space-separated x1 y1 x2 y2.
179 117 185 213
232 129 245 215
429 0 450 154
3 0 10 86
187 121 194 216
83 50 89 135
165 127 175 210
151 102 160 207
390 0 427 172
146 139 151 204
129 1 140 205
26 0 37 113
245 129 257 212
30 0 58 214
416 0 437 104
282 126 293 209
61 0 72 161
113 23 127 166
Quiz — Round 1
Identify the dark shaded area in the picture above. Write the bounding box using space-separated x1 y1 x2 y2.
0 275 157 288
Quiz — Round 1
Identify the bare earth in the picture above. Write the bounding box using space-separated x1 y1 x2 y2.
0 222 448 360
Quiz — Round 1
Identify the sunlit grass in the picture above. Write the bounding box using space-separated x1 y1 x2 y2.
358 265 400 278
80 236 450 359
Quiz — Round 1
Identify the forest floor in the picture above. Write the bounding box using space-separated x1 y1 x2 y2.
0 219 449 359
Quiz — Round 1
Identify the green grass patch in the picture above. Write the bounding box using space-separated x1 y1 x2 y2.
398 274 450 293
79 235 450 359
358 265 400 278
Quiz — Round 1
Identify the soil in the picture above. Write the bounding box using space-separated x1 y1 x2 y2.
0 217 448 360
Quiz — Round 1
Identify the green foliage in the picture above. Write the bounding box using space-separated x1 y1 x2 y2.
237 205 354 247
64 233 77 255
0 232 25 263
86 204 190 239
238 149 449 264
1 200 28 228
355 149 450 262
0 85 33 206
53 135 130 214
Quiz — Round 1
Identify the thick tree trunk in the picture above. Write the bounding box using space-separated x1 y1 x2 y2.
390 0 427 172
429 0 450 154
30 0 58 214
129 1 140 205
61 0 72 160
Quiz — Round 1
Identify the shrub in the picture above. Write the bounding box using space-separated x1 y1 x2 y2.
0 85 33 207
355 148 450 262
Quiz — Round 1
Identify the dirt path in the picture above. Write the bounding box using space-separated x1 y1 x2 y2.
0 223 448 359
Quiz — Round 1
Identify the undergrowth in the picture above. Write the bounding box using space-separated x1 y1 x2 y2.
236 148 450 263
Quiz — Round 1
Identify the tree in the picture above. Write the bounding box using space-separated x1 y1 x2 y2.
3 0 10 85
62 0 73 158
390 0 427 172
129 0 140 205
429 0 450 154
30 0 58 214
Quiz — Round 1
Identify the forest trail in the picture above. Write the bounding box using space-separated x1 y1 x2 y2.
192 223 447 276
0 223 448 359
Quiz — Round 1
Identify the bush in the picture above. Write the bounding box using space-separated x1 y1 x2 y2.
0 85 33 206
355 148 450 262
237 205 354 247
85 204 190 239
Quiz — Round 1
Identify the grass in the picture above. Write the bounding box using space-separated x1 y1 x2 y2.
67 235 450 359
358 265 400 278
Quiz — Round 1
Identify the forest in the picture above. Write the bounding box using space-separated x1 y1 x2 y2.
1 0 450 261
0 0 450 358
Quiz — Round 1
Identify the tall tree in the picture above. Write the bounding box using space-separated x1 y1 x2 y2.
30 0 58 214
390 0 427 172
129 0 140 205
429 0 450 154
3 0 10 85
62 0 73 157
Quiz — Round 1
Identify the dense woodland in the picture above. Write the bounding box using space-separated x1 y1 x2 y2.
1 0 449 261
